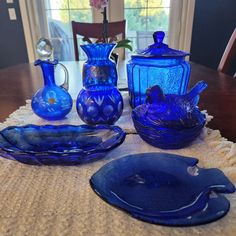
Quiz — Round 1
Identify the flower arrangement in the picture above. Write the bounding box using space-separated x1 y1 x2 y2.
89 0 132 51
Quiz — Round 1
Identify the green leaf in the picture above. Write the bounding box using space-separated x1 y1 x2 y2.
122 44 133 51
115 39 133 51
117 39 132 44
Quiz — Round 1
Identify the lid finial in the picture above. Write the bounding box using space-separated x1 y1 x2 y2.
133 31 189 58
153 31 165 44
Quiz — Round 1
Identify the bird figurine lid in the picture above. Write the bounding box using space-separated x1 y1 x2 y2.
132 31 190 59
134 81 207 127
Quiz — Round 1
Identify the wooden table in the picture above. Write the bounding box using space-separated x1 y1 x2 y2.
0 61 235 142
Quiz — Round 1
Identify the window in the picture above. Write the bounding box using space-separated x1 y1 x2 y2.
124 0 170 52
21 0 195 62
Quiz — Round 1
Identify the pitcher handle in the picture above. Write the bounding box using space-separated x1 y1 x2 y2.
56 62 69 91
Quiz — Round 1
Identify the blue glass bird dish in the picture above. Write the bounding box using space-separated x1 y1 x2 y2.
0 124 126 165
132 81 207 149
90 153 235 226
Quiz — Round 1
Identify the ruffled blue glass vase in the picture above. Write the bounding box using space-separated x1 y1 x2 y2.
31 38 72 120
76 43 123 125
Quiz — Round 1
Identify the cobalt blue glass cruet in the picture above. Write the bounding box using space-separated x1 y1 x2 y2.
127 31 191 108
31 38 72 120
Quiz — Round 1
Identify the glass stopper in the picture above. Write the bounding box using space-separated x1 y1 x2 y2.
36 38 53 60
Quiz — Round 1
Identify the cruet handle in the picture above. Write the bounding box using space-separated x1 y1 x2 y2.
56 63 69 91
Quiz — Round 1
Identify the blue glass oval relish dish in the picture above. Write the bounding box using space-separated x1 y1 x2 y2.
0 124 126 165
132 81 207 149
90 153 235 226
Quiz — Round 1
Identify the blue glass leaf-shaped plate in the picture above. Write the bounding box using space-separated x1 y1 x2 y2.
0 124 126 165
90 153 235 226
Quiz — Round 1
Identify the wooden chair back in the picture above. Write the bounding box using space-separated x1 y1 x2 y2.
72 20 126 61
218 28 236 76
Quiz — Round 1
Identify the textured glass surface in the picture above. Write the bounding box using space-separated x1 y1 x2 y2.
0 124 126 165
31 60 73 120
77 85 123 125
90 153 235 226
77 43 123 125
132 82 207 149
127 58 190 108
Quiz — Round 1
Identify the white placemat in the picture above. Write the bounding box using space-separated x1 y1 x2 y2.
0 94 236 236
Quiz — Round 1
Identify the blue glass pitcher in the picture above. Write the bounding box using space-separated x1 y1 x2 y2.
127 31 190 108
31 59 72 120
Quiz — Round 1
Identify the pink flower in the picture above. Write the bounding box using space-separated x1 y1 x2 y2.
90 0 108 9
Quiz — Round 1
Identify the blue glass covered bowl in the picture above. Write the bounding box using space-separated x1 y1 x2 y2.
0 124 126 165
132 81 207 149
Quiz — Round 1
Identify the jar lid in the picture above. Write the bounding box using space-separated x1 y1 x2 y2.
132 31 190 59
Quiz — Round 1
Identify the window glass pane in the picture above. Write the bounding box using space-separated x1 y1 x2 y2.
128 37 137 51
125 0 171 52
51 38 74 61
44 0 93 61
70 9 92 22
47 10 69 23
46 10 71 35
69 0 91 9
147 8 169 32
46 10 73 60
45 0 69 10
125 9 147 34
124 0 147 8
136 33 153 50
76 37 88 60
147 0 171 8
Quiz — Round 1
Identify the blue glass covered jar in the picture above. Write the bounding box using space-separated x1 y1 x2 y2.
76 43 123 125
127 31 190 108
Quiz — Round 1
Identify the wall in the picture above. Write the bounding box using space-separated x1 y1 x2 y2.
190 0 236 73
0 0 28 69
